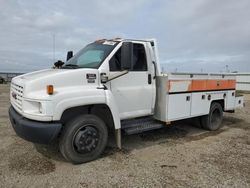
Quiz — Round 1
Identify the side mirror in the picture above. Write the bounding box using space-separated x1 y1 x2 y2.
54 60 64 69
121 42 133 70
66 51 73 61
100 73 108 83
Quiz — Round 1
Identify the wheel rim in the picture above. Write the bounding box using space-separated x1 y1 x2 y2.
72 125 99 154
211 108 221 128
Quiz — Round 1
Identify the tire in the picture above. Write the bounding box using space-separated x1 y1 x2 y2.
201 102 223 131
59 114 108 164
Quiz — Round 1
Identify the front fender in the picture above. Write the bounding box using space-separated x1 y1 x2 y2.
104 89 121 129
53 87 121 129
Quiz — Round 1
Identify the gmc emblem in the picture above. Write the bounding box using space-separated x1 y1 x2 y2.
12 92 17 99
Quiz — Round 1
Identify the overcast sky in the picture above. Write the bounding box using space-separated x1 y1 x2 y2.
0 0 250 73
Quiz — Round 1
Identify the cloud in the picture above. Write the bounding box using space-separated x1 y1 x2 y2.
0 0 249 72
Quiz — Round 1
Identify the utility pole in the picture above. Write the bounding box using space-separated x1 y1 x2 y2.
226 65 229 73
52 33 55 63
162 66 165 73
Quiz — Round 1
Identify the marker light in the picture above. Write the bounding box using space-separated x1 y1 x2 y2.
47 85 54 95
95 39 106 43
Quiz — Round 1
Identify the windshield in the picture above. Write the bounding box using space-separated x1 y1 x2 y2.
63 41 117 69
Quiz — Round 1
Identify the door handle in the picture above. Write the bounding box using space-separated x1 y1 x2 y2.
186 96 190 101
148 74 152 84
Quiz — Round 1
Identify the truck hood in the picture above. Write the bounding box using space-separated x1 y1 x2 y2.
12 68 100 100
18 69 68 80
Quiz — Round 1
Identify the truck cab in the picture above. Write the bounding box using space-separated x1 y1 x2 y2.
9 38 244 164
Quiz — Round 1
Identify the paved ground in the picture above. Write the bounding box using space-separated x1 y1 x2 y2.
0 84 249 188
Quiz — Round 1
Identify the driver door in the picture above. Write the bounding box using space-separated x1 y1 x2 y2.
109 43 154 120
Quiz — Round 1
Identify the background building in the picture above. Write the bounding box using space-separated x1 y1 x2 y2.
0 72 23 83
236 72 250 91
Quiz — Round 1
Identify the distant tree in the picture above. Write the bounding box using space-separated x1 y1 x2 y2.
0 76 7 84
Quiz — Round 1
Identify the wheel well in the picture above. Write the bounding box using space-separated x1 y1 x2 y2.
211 99 225 111
60 104 115 130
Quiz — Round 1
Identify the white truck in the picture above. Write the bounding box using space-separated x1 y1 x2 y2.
9 38 244 164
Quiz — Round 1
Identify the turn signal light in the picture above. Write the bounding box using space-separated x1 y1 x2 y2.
47 85 54 95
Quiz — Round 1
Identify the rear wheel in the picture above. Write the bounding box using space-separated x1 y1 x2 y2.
201 102 223 131
59 114 108 164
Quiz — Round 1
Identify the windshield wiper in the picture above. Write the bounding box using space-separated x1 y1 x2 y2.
62 64 79 69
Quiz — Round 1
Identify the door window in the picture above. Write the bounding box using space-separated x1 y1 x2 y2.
132 44 147 71
109 43 147 71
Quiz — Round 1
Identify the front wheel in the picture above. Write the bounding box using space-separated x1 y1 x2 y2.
59 114 108 164
201 102 223 131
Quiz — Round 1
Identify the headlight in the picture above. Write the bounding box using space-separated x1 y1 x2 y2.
22 100 52 115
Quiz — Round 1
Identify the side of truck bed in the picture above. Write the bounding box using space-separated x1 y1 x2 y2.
154 72 244 122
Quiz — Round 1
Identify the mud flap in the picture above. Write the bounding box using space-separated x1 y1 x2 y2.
115 129 121 149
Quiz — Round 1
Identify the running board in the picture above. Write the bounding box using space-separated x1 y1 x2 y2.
121 117 164 135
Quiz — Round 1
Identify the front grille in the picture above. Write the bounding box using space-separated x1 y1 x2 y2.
11 82 24 112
